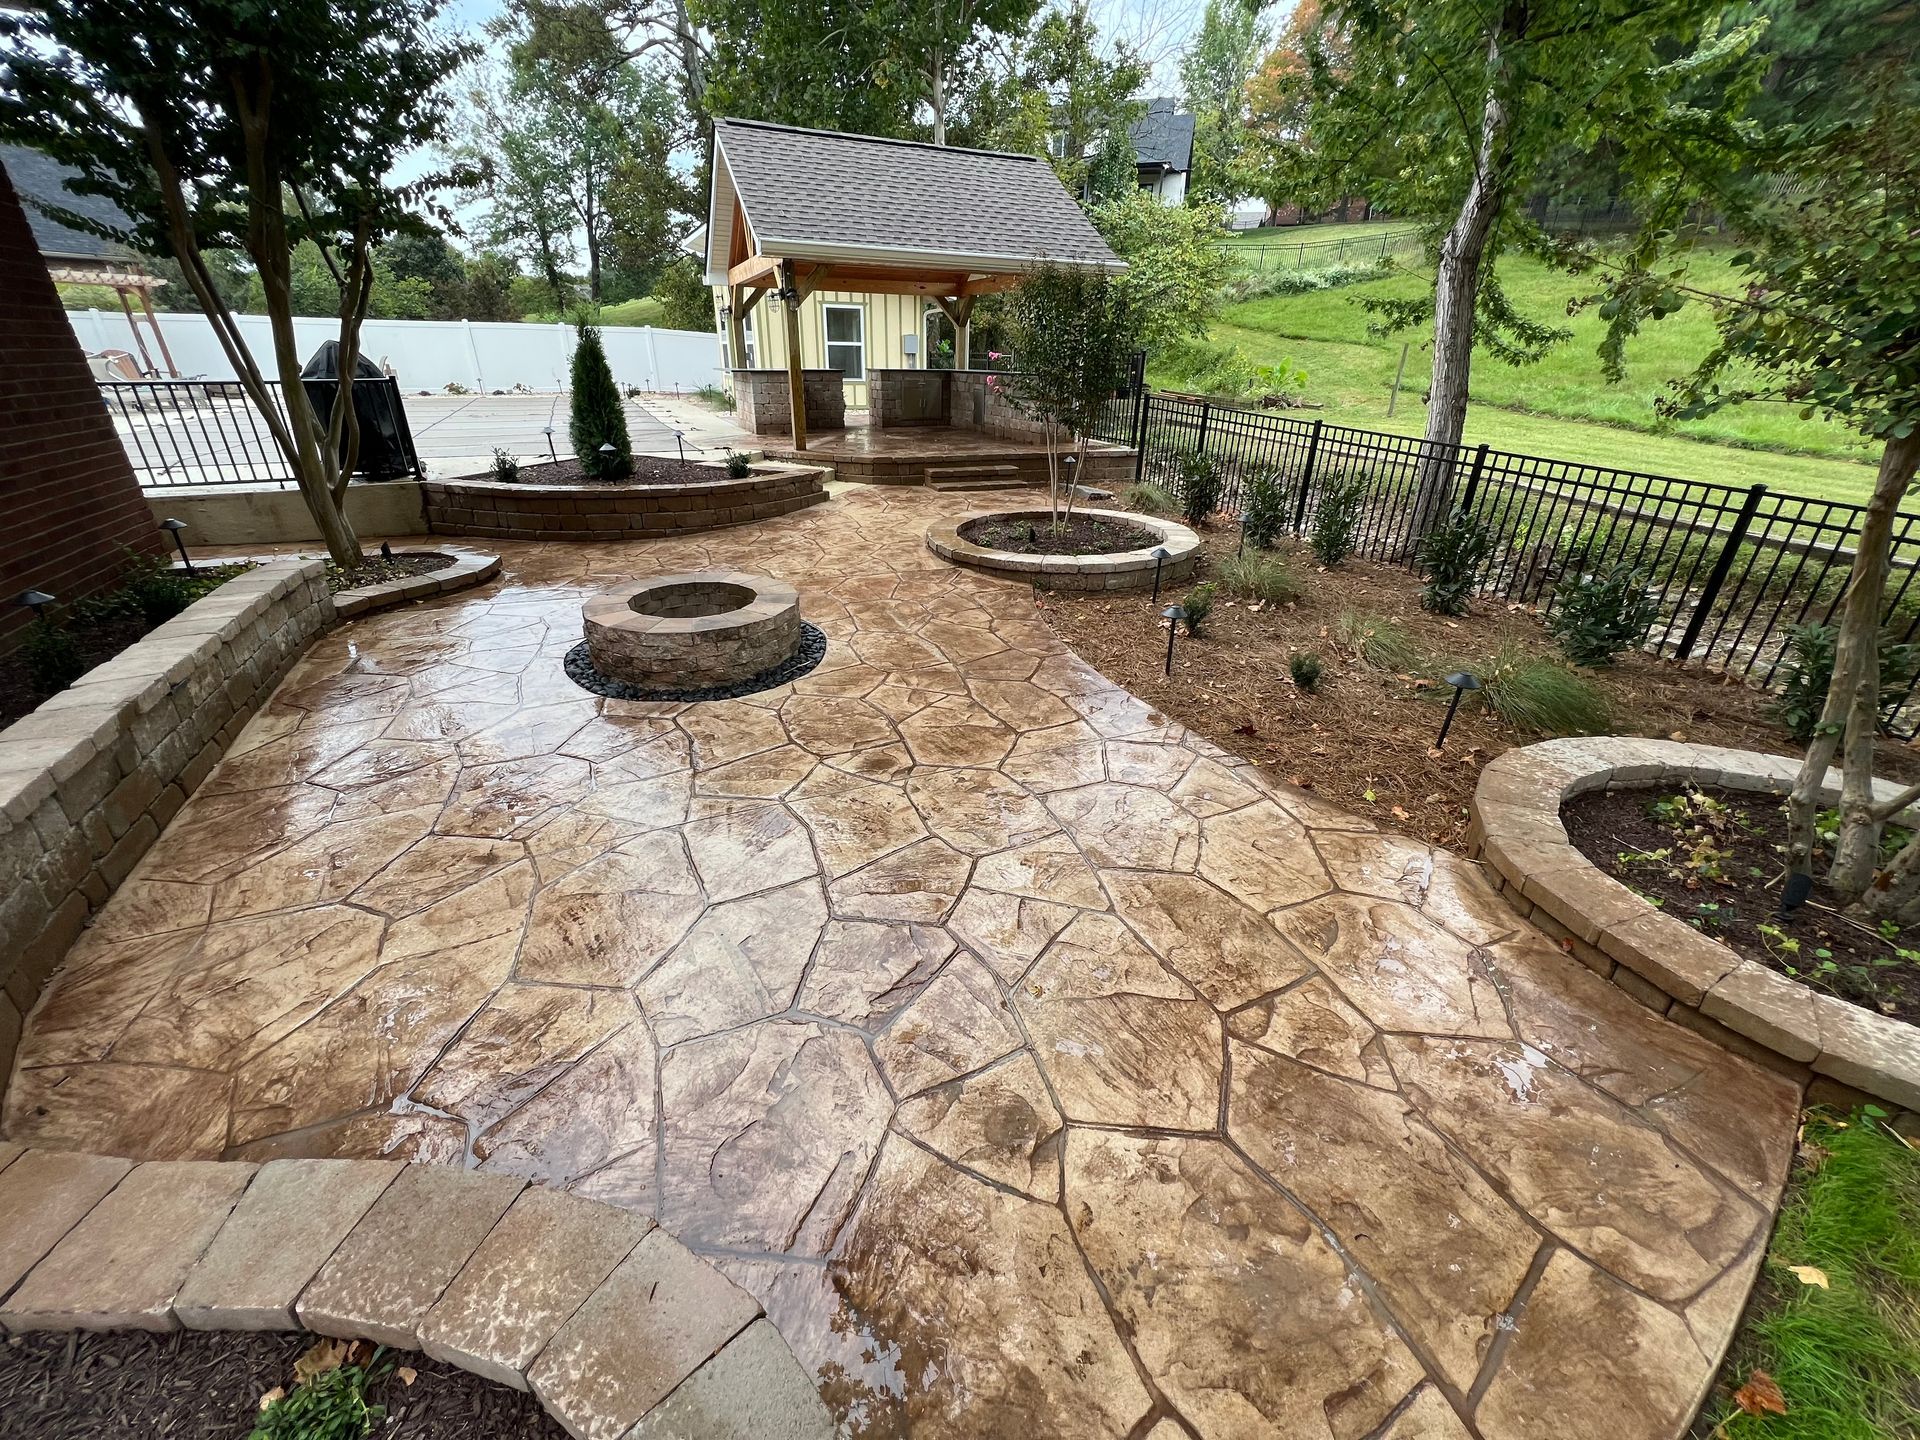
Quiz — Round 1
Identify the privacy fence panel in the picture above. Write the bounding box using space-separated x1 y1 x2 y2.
1129 392 1920 736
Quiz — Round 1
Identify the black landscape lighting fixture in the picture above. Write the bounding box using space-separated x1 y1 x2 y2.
675 430 687 463
1778 871 1814 919
1435 670 1482 751
16 589 55 621
543 425 558 462
1162 604 1186 677
380 541 395 561
158 517 195 575
1149 546 1171 603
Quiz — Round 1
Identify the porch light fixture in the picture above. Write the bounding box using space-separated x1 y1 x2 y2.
1434 670 1482 751
543 425 557 462
158 517 194 575
1149 546 1171 603
1162 604 1186 677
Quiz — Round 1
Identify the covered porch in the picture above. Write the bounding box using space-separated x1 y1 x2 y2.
704 118 1132 472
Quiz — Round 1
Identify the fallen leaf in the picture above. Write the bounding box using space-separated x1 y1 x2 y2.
1733 1370 1788 1417
294 1338 349 1386
1787 1264 1829 1290
1362 787 1377 802
397 1367 418 1387
258 1388 285 1412
1390 806 1411 821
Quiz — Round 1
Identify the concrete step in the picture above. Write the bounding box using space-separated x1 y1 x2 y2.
926 463 1039 492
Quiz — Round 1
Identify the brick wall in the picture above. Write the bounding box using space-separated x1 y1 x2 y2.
0 559 334 1093
0 159 164 651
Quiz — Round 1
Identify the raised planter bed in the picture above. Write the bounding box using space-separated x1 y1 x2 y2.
332 546 499 619
925 507 1201 592
1469 737 1920 1112
422 460 828 541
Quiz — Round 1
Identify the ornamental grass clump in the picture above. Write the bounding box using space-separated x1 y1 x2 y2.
1336 609 1425 673
1216 552 1299 604
1122 481 1178 516
1475 643 1610 734
570 323 632 480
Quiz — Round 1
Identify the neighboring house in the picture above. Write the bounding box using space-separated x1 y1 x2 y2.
1 142 178 377
1128 99 1194 207
704 118 1122 413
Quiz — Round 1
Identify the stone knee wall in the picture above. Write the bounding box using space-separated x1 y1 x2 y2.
869 369 951 427
730 369 846 435
422 465 828 541
0 560 334 1091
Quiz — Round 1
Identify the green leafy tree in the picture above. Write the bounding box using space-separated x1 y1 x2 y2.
1592 62 1920 920
1 0 474 567
1088 190 1234 352
1085 125 1139 205
1000 263 1146 528
453 253 524 322
570 323 633 477
652 255 716 332
692 0 915 135
1277 0 1761 537
1180 0 1268 202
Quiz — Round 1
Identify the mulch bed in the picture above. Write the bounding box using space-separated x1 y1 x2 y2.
1038 522 1920 853
0 1329 569 1440
959 514 1161 556
459 456 734 488
1565 783 1920 1023
323 552 455 596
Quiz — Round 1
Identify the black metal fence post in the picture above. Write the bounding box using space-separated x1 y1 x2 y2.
1132 393 1152 486
1460 443 1488 514
1291 418 1324 534
1195 400 1212 458
1676 484 1767 660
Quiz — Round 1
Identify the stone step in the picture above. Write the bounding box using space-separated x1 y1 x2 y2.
926 463 1038 492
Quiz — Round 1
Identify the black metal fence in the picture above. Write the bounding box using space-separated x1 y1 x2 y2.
1122 392 1920 735
101 377 422 488
1216 228 1422 273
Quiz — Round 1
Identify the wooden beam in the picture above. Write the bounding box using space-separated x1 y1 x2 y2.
133 282 179 377
726 284 749 369
781 260 807 453
728 252 781 287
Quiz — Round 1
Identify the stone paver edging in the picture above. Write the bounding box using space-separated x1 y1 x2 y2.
334 546 501 620
1470 736 1920 1111
423 462 828 541
925 506 1201 591
0 1148 832 1439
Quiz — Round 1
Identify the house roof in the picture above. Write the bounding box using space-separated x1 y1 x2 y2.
705 118 1123 285
0 143 137 261
1129 99 1194 174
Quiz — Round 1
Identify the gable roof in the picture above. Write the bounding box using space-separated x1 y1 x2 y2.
706 118 1123 284
1129 99 1194 174
0 143 137 261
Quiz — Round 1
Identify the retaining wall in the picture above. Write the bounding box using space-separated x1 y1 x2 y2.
422 463 828 541
0 560 333 1092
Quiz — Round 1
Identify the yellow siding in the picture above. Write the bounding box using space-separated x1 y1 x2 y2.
714 287 936 411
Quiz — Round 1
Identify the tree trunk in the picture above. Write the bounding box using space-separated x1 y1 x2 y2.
1410 33 1511 547
1786 428 1920 903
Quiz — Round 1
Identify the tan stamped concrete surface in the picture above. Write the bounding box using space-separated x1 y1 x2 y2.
2 485 1800 1439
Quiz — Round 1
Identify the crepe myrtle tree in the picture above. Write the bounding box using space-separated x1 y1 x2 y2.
1592 64 1920 921
998 263 1145 532
0 0 475 568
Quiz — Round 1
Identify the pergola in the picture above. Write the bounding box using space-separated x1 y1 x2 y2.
3 143 178 378
704 119 1125 451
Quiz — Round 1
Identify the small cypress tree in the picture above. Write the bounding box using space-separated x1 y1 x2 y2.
570 323 632 479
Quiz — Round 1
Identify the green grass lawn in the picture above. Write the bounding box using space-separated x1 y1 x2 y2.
1182 249 1885 504
521 296 667 327
1696 1110 1920 1440
1217 219 1413 247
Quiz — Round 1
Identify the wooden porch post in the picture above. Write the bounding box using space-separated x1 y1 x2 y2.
780 261 807 452
935 295 977 371
726 284 748 369
113 285 159 377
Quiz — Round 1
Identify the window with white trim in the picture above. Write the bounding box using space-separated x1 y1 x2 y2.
823 303 866 381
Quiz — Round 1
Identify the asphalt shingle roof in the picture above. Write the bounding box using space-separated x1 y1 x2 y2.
0 143 135 260
1129 99 1194 173
713 118 1121 271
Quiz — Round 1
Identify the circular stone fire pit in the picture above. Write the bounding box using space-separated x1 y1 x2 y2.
583 571 801 691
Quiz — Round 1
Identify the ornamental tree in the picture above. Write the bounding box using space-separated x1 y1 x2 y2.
999 264 1146 530
1593 63 1920 921
0 0 473 568
570 324 634 479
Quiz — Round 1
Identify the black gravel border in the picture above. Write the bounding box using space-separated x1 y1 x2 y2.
563 621 827 702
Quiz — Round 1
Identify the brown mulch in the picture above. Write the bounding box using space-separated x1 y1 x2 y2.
324 551 456 595
461 456 732 488
962 514 1161 556
1565 783 1920 1023
0 1329 571 1440
1038 524 1920 854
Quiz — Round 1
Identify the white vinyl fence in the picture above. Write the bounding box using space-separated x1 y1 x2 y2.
65 309 728 395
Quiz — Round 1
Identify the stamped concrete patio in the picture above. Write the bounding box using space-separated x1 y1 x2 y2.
3 485 1799 1439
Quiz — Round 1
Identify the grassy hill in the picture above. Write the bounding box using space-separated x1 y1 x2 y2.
1182 247 1883 504
521 297 669 327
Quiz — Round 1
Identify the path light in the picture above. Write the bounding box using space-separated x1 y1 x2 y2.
16 589 55 622
1778 871 1813 919
380 541 394 561
158 517 194 575
543 425 557 462
1149 546 1171 603
675 430 686 463
1434 670 1482 751
1162 604 1186 677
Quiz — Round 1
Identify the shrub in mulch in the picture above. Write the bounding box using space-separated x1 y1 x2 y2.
452 455 729 489
0 1330 569 1440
